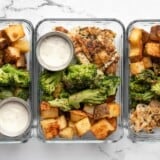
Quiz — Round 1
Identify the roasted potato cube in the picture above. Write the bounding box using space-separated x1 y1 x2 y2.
75 117 91 136
91 119 114 140
3 24 25 42
145 42 160 58
94 103 108 120
12 39 30 53
106 102 120 118
129 44 142 62
129 28 142 46
142 29 150 44
107 118 117 131
59 127 74 139
142 57 152 69
68 121 77 136
4 46 20 63
0 50 4 66
130 61 145 75
70 110 87 122
150 25 160 41
16 54 26 68
83 104 95 118
40 119 59 139
40 101 59 119
58 115 67 130
0 38 8 49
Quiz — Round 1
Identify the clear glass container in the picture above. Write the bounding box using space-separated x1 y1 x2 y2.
126 20 160 142
35 18 125 143
0 19 34 143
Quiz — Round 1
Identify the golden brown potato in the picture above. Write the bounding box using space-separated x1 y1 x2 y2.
4 46 20 63
91 119 114 140
58 115 67 130
129 44 142 62
142 29 150 44
40 101 59 119
145 42 160 58
142 57 152 69
75 117 91 136
40 119 59 139
70 110 87 122
68 121 77 136
107 118 117 131
129 28 142 46
106 102 120 118
59 127 74 139
150 25 160 41
0 50 4 66
12 39 30 53
130 61 145 75
16 54 26 68
3 24 25 42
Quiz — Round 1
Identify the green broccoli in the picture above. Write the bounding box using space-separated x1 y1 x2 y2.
40 70 62 95
63 64 97 93
49 98 71 111
0 87 14 99
14 87 29 100
151 80 160 96
2 64 30 87
0 68 12 86
41 93 54 101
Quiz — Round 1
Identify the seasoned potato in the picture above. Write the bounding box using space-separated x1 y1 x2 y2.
107 117 117 131
16 54 26 68
129 28 142 46
40 101 59 119
145 42 160 58
70 110 87 122
58 115 67 130
91 119 114 140
75 117 91 136
4 46 20 63
129 44 142 62
130 61 145 75
142 29 150 44
59 127 74 139
142 57 152 69
40 119 59 139
83 104 95 118
12 39 30 53
106 102 120 118
3 24 25 42
150 25 160 41
68 121 77 136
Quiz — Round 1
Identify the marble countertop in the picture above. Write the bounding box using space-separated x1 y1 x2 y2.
0 0 160 159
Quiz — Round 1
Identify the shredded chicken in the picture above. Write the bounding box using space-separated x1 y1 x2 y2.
130 101 160 133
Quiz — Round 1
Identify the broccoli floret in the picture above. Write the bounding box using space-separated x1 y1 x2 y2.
151 80 160 96
49 98 71 111
0 87 14 99
14 87 29 100
135 69 156 83
130 91 154 102
40 70 62 95
2 64 30 87
41 93 54 101
0 68 12 86
69 89 107 108
63 64 97 93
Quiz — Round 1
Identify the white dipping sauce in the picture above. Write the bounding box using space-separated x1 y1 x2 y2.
0 102 29 137
39 36 71 67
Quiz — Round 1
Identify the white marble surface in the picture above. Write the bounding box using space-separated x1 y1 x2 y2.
0 0 160 159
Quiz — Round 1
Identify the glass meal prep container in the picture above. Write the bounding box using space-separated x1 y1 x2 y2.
35 18 125 143
0 19 34 143
126 20 160 142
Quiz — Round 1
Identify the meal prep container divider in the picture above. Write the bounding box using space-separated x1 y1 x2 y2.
34 18 125 143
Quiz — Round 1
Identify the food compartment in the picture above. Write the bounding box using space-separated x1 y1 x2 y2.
0 19 33 143
127 20 160 141
35 19 124 143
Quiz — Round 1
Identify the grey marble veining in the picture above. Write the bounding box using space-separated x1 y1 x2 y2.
0 0 160 159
